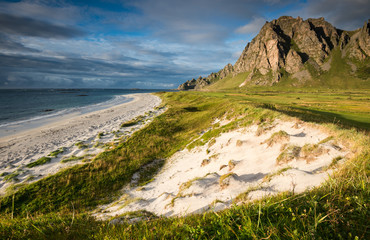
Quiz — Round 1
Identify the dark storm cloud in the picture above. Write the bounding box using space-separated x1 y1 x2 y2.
302 0 370 30
0 53 192 88
0 33 40 52
0 13 86 39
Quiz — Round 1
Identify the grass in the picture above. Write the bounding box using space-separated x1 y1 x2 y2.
48 148 65 157
211 89 370 131
301 143 327 162
234 184 264 203
3 171 20 182
206 72 250 90
276 145 301 164
263 166 293 182
96 132 104 139
0 92 255 215
75 141 88 149
61 155 84 163
26 157 52 168
219 172 236 189
0 90 368 239
323 156 344 171
120 115 145 128
228 160 236 171
179 177 202 193
263 130 290 147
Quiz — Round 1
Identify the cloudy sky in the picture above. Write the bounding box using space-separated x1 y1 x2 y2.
0 0 368 89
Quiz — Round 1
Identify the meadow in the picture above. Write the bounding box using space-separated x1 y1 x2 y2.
0 89 369 239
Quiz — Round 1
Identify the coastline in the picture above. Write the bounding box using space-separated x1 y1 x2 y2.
0 93 162 195
0 94 133 138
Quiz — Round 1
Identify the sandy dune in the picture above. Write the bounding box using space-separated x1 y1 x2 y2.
94 119 347 219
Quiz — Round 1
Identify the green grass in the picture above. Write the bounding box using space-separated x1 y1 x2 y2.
276 145 301 164
26 157 52 168
120 115 145 128
75 141 88 149
61 155 84 163
3 171 20 182
96 132 104 139
219 172 236 188
0 92 256 215
0 91 369 239
48 148 65 157
263 166 293 182
2 144 367 239
263 130 290 147
206 72 250 90
210 89 370 131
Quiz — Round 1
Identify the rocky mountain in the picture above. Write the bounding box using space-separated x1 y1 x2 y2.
178 16 370 90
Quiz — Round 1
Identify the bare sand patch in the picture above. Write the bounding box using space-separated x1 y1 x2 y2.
94 120 347 219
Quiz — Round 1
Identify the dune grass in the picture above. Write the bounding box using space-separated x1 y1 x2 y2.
60 155 84 163
0 92 257 215
26 157 52 168
0 90 368 239
74 141 88 149
1 146 367 239
48 148 65 157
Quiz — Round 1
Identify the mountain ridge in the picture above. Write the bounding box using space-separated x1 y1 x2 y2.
178 16 370 90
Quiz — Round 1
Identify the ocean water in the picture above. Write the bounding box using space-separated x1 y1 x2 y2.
0 89 165 136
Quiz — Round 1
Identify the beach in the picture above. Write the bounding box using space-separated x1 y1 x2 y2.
0 93 162 195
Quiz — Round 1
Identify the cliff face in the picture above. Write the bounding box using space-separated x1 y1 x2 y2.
178 63 234 90
178 16 369 90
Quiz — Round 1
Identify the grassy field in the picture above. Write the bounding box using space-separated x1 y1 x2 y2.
0 90 369 239
204 89 370 131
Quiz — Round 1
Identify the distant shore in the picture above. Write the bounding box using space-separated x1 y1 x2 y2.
0 93 162 195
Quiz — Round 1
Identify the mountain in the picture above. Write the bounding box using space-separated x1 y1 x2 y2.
178 16 370 90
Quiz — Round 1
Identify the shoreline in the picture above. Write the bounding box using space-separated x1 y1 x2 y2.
0 94 133 138
0 93 162 195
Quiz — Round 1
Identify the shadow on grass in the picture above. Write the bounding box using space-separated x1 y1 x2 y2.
255 103 370 132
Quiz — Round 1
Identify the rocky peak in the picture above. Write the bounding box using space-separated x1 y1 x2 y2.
178 16 369 90
233 16 343 81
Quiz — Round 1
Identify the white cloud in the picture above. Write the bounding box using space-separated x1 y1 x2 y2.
235 17 267 35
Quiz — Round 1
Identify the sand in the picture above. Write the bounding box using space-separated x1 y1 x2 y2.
0 95 349 220
0 93 162 195
94 119 348 220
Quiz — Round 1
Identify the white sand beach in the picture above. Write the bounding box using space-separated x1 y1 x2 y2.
0 93 162 195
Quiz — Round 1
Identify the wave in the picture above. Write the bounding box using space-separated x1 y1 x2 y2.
0 95 131 128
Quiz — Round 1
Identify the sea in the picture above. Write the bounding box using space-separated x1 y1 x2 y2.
0 89 168 137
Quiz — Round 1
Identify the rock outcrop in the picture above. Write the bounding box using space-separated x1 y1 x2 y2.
178 16 369 90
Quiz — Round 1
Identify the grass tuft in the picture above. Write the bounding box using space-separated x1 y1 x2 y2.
264 130 290 147
75 141 88 149
48 148 65 157
26 157 51 168
61 155 84 163
276 145 301 164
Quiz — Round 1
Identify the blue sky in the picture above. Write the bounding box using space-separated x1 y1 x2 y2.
0 0 368 89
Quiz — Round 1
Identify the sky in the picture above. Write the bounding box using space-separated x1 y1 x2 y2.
0 0 368 89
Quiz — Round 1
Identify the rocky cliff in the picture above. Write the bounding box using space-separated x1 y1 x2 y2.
178 16 370 90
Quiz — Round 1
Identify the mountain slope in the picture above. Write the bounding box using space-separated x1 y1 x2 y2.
178 16 370 90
